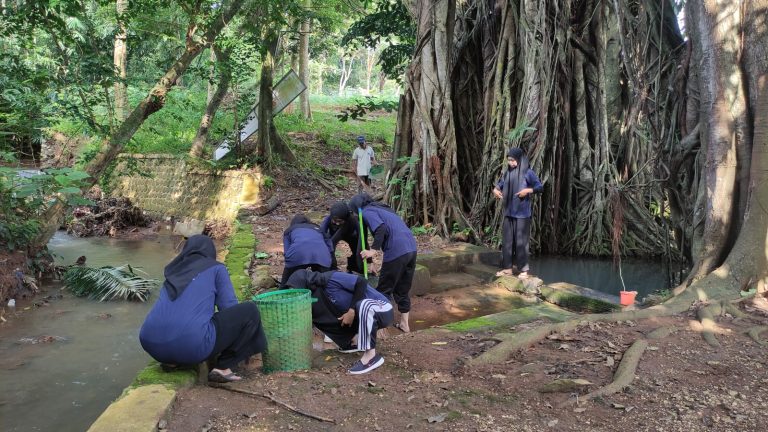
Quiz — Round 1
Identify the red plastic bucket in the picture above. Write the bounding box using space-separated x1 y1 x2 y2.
620 290 637 306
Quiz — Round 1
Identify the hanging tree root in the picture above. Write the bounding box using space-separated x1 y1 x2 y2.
208 383 336 423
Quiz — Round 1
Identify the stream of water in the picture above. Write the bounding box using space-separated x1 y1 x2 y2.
0 232 178 432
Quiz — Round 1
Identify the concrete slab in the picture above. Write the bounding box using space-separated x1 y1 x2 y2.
461 263 501 282
417 243 501 275
429 272 484 293
410 283 536 330
540 282 621 313
442 302 575 332
87 384 176 432
410 264 432 296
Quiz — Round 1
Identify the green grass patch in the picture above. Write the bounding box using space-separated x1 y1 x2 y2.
224 222 256 300
130 362 196 389
276 108 396 153
442 316 496 332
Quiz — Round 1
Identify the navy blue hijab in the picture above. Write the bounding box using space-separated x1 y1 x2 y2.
163 235 220 301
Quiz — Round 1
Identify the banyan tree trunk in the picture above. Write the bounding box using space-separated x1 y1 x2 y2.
389 0 685 259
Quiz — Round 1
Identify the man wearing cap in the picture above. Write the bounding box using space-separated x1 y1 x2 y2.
492 148 543 278
352 135 376 192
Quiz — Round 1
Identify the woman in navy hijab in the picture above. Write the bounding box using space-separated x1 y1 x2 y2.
140 235 266 382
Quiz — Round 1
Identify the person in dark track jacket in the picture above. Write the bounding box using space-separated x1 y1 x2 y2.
284 269 393 375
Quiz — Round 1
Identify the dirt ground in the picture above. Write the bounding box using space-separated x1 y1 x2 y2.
164 311 768 432
163 134 768 432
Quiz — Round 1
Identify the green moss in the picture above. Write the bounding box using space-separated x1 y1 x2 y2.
442 316 496 332
224 223 256 300
445 411 463 421
130 362 196 389
539 286 620 313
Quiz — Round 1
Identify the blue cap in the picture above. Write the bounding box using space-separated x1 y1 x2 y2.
356 136 365 143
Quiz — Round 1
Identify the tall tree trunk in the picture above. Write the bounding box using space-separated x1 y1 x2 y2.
36 0 246 246
113 0 128 122
285 47 298 114
338 56 353 96
299 0 312 120
253 34 296 164
189 46 231 158
685 0 750 278
365 47 375 95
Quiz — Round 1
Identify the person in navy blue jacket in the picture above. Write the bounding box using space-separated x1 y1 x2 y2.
139 235 266 383
351 193 417 333
284 269 393 375
281 214 334 287
492 147 543 278
319 201 371 274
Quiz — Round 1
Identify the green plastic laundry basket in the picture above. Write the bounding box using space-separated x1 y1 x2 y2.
252 289 313 373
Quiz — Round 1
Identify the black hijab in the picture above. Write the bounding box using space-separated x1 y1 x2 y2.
163 235 220 301
284 268 333 292
349 193 397 214
502 148 531 211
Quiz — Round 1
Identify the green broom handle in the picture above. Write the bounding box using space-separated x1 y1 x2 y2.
358 208 368 278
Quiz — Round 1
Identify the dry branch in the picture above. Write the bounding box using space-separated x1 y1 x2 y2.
208 383 336 423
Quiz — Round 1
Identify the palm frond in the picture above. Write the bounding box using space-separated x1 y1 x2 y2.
63 265 160 302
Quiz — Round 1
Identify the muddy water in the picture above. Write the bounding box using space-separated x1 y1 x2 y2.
531 256 675 299
0 232 179 432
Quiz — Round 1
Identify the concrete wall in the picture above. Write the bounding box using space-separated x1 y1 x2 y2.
110 154 262 221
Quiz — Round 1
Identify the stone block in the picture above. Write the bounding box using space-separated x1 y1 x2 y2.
87 385 175 432
172 218 205 237
251 265 276 291
410 264 431 296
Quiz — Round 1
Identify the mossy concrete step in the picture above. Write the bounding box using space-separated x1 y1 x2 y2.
441 302 575 332
410 283 537 330
429 272 485 293
87 385 175 432
540 282 621 313
417 243 500 275
461 262 501 282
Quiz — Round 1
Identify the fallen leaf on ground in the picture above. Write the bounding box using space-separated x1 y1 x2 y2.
611 403 625 409
573 407 587 413
539 378 593 393
431 341 448 345
548 419 559 427
606 356 615 367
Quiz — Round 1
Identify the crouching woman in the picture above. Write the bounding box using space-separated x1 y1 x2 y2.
139 235 267 383
285 269 393 375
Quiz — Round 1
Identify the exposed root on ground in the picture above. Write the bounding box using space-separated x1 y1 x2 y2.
697 303 722 347
469 300 690 366
746 326 768 346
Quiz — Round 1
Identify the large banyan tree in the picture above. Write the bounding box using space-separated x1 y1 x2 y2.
386 0 768 298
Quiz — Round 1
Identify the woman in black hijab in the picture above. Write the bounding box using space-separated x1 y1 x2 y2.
140 235 267 382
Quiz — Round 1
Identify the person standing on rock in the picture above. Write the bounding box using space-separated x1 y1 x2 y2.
280 214 334 287
351 193 417 333
284 269 393 374
492 147 543 278
352 136 375 192
139 235 267 383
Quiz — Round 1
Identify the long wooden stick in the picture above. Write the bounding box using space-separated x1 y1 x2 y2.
209 383 336 423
